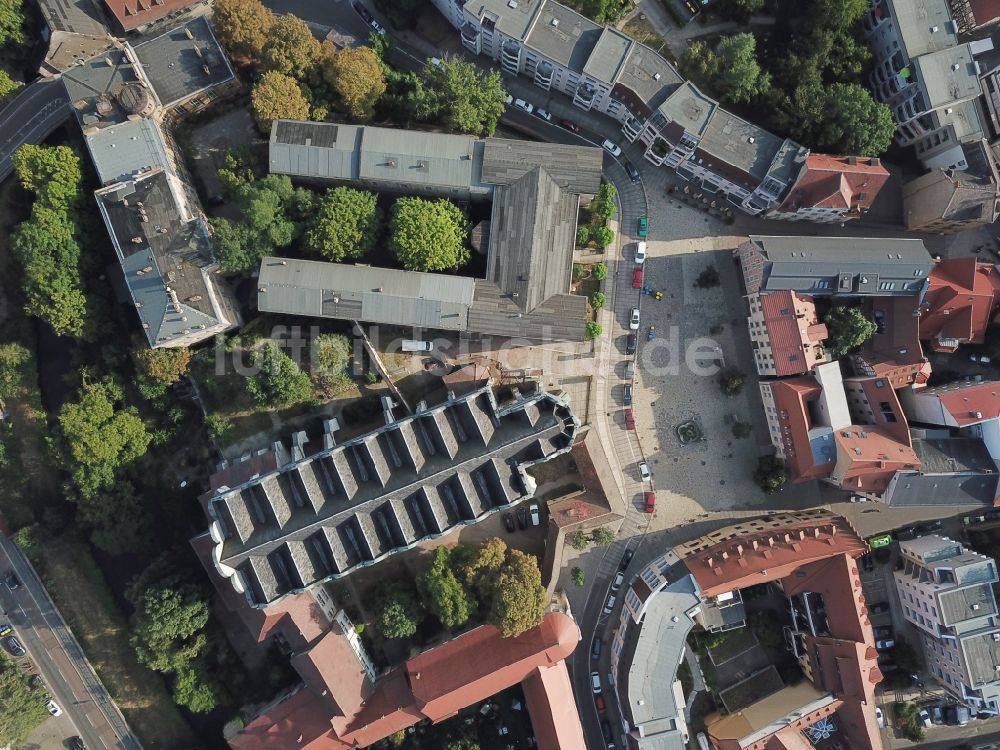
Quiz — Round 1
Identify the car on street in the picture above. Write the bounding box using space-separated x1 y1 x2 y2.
971 355 991 364
875 706 884 729
632 267 643 289
620 549 634 569
637 216 648 237
625 334 636 355
624 160 640 182
591 672 602 693
644 492 656 513
860 554 874 572
592 639 601 658
559 118 581 132
612 572 624 590
46 700 61 717
603 594 616 614
624 409 635 430
513 98 534 114
602 720 614 743
638 461 650 481
503 512 515 533
68 738 85 750
2 635 24 658
601 139 622 157
594 694 606 713
352 1 373 22
5 572 19 590
634 241 647 264
529 503 540 526
918 708 931 727
875 638 895 650
369 17 386 34
535 108 552 121
517 505 528 529
931 705 943 724
629 308 640 330
623 384 633 406
504 93 513 105
869 601 889 614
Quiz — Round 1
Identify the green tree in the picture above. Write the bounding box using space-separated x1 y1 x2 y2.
593 226 614 249
571 567 585 587
374 581 423 638
824 305 877 355
591 183 618 220
421 58 506 136
305 187 381 261
246 341 314 407
0 653 48 746
417 546 475 628
592 263 608 281
714 34 770 104
211 218 260 273
818 83 895 156
585 321 602 340
78 480 154 556
211 0 274 59
716 0 764 21
12 144 82 211
576 226 590 246
389 197 470 272
754 455 789 495
591 527 615 546
567 531 589 551
590 292 606 310
0 342 29 401
261 14 322 77
250 71 310 132
488 549 546 638
0 0 26 47
323 46 387 120
133 344 192 400
215 173 308 271
129 585 210 673
312 333 353 397
717 367 745 396
443 737 480 750
58 379 152 498
810 0 868 27
0 70 18 101
679 40 719 84
172 664 218 713
455 537 507 600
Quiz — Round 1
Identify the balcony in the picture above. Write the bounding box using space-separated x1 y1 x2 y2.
573 82 597 110
461 23 480 45
622 116 642 141
533 60 553 89
501 40 521 74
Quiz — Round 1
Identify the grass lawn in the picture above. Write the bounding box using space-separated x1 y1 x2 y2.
706 626 758 664
29 535 199 750
623 15 675 60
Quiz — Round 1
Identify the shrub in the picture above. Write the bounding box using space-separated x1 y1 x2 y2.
585 321 602 340
695 265 720 288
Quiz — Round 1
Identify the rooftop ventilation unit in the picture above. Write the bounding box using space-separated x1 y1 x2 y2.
551 17 558 25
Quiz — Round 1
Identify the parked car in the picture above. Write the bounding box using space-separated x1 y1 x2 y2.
624 161 640 182
612 571 624 590
875 638 895 650
624 409 635 430
591 672 602 693
869 601 890 614
620 549 634 569
594 694 606 713
919 708 931 728
504 93 513 105
638 461 650 481
637 216 648 237
517 505 529 529
46 700 61 717
503 512 515 533
629 307 641 330
971 355 991 364
632 267 644 289
625 334 637 356
955 705 970 725
860 554 874 573
623 384 633 406
535 108 552 121
2 636 24 658
875 706 884 729
634 242 647 264
513 98 534 114
931 705 943 724
644 492 656 513
602 720 614 742
601 139 622 156
529 503 540 526
68 738 85 750
352 1 373 23
5 572 19 590
603 594 616 614
559 119 581 132
592 639 602 659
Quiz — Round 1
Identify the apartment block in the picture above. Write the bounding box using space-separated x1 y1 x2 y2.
894 535 1000 711
767 154 891 223
902 379 1000 460
920 257 1000 351
904 140 1000 232
746 291 829 377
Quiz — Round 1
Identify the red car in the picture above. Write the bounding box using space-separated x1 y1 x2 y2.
644 492 656 513
595 695 606 713
632 267 643 289
559 119 581 133
624 409 635 430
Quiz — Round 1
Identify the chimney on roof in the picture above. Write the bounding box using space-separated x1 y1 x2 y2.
706 556 714 568
736 544 744 557
870 157 880 167
848 156 857 165
184 26 194 39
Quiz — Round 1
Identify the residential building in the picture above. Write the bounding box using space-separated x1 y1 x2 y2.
903 140 1000 232
901 379 1000 459
265 120 604 341
893 535 1000 711
200 384 578 608
948 0 1000 33
746 291 830 377
737 235 934 297
919 257 1000 350
35 0 112 73
881 434 1000 506
767 154 891 223
61 18 239 347
863 0 993 170
849 295 932 389
101 0 206 33
430 0 876 217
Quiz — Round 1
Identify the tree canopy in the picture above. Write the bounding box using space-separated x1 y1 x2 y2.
250 71 310 132
453 537 506 601
389 197 470 272
78 480 154 556
0 342 30 402
261 15 322 78
129 584 210 673
393 58 506 136
816 83 896 156
824 305 877 355
753 455 789 495
0 654 48 746
305 187 381 261
0 70 18 101
714 34 771 104
246 341 314 406
211 0 274 59
0 0 26 47
133 345 192 400
417 546 475 628
488 549 546 638
58 379 152 498
374 581 424 638
323 46 387 121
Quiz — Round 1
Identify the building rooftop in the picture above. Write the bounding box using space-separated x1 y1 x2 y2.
132 17 234 106
913 44 982 109
757 291 829 376
941 582 998 624
882 469 999 506
203 385 578 606
961 628 1000 686
777 154 890 214
912 435 996 473
525 0 601 71
888 0 958 59
38 0 109 36
63 45 157 131
466 0 542 40
84 116 171 185
936 96 986 142
657 81 717 139
920 257 1000 348
915 379 1000 426
102 0 200 32
481 138 603 193
582 27 633 84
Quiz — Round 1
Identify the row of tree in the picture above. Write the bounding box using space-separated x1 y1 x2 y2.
374 538 547 640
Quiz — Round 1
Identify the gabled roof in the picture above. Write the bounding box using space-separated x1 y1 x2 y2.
922 380 1000 426
517 662 586 750
777 154 889 214
757 291 828 376
103 0 201 31
290 629 374 724
920 258 1000 349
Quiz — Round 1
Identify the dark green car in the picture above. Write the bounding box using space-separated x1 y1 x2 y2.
637 216 648 237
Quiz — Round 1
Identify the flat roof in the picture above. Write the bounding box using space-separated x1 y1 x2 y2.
698 107 786 183
914 44 982 108
85 117 171 185
582 28 633 83
526 0 601 71
961 628 1000 685
63 46 155 130
465 0 541 40
887 0 958 59
132 17 234 107
657 81 716 136
614 43 683 117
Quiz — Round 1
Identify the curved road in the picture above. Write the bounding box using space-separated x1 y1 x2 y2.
0 77 71 182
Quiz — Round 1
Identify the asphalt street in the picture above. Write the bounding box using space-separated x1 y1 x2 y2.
0 534 139 750
0 78 71 182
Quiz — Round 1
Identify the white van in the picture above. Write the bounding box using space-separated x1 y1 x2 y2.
401 339 432 352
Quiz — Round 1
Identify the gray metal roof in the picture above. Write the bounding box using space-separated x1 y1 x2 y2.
258 258 476 331
526 1 601 71
204 385 578 606
63 46 155 130
883 472 998 507
37 0 108 36
481 138 604 193
581 27 632 83
887 0 958 59
940 584 998 625
133 17 234 107
912 436 997 473
85 117 171 185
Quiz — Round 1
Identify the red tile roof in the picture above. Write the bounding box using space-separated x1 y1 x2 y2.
920 258 1000 351
759 292 828 376
339 668 423 747
766 377 833 483
290 629 374 728
970 0 1000 26
832 427 919 494
103 0 202 31
853 296 931 388
932 381 1000 426
521 662 587 750
229 688 347 750
777 154 890 215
